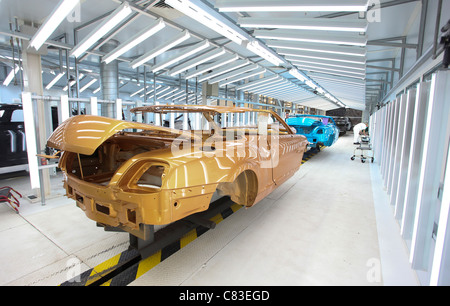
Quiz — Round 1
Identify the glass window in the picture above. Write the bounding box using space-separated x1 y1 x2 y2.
11 110 24 122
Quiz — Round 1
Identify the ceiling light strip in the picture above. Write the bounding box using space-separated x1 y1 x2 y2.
215 0 370 12
288 68 307 82
155 86 173 98
45 72 65 90
130 30 191 69
235 74 280 91
184 54 239 79
293 63 366 76
80 78 98 93
240 78 287 93
3 65 20 86
300 67 366 80
103 18 166 64
254 29 367 47
310 74 366 86
290 59 366 71
30 0 81 51
168 47 226 76
258 83 298 94
219 68 267 87
208 64 259 84
165 0 249 45
150 40 211 73
63 73 84 91
71 2 133 58
130 86 150 98
197 60 250 83
158 87 178 99
238 17 368 32
246 40 283 66
266 40 366 57
283 52 366 65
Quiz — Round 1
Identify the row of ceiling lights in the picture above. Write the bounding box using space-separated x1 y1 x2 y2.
18 0 372 109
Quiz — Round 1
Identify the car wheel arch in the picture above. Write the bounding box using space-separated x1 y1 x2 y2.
216 169 259 207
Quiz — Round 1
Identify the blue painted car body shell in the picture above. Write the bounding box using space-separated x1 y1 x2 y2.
286 115 340 148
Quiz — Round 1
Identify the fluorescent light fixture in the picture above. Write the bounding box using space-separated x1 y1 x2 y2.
235 74 280 91
288 68 307 82
155 86 174 98
166 89 185 100
30 0 81 51
103 19 166 64
290 59 366 71
71 2 133 58
150 40 210 73
282 51 366 65
262 86 300 96
172 90 187 100
219 68 266 87
197 59 250 82
246 40 283 66
46 72 65 90
297 65 366 80
254 29 367 47
158 88 178 99
130 30 191 69
3 65 20 86
80 78 98 93
165 0 248 45
266 40 366 57
239 17 368 32
130 86 150 98
168 47 226 76
216 0 370 12
208 64 259 84
63 73 84 91
244 79 288 93
184 54 239 79
293 62 366 77
305 80 317 89
144 85 162 96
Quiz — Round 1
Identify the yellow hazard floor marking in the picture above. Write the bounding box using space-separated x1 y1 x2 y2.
85 253 122 286
231 203 242 213
180 229 198 249
136 250 162 279
210 213 224 225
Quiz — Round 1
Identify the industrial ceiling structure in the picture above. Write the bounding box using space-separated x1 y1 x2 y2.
0 0 446 112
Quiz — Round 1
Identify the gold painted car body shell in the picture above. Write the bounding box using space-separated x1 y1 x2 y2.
47 105 308 238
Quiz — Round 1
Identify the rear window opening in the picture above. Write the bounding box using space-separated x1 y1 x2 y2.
137 165 165 189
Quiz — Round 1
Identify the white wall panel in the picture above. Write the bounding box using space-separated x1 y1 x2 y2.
394 89 417 221
411 71 450 281
401 81 430 243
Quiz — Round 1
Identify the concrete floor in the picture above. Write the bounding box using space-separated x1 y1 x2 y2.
0 133 419 286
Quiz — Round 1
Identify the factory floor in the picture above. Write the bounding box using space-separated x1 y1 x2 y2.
0 133 419 286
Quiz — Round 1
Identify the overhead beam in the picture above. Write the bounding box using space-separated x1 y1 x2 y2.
366 65 400 72
367 40 417 49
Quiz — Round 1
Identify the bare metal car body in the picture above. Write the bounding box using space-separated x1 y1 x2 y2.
47 105 308 238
